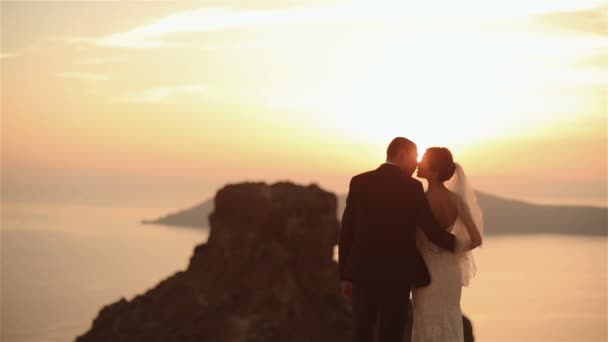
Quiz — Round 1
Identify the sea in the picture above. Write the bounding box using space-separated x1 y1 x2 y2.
1 203 606 342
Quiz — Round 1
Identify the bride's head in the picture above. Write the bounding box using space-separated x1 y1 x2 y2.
417 147 456 182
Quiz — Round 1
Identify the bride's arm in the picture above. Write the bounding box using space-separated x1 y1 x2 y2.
415 182 456 252
458 197 483 250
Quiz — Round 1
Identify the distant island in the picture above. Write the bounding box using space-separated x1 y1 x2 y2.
143 191 607 236
142 199 214 228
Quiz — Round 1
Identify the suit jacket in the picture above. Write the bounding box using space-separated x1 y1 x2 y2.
339 163 456 288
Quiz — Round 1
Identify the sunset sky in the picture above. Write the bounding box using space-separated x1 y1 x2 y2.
1 0 606 209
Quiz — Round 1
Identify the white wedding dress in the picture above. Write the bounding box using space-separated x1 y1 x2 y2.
411 164 483 342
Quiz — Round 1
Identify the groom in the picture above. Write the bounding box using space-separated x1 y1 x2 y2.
339 137 456 342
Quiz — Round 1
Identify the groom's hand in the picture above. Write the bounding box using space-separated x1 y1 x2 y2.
341 281 353 302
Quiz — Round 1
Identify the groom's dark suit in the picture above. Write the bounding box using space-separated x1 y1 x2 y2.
339 163 456 342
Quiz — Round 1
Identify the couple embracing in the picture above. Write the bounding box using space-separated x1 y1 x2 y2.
339 137 484 342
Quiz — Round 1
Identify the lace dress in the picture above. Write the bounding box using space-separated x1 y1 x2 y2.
411 218 465 342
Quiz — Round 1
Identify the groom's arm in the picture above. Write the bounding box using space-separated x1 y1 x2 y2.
339 177 358 281
414 182 456 252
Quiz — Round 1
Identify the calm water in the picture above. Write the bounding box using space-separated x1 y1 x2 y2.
1 204 606 342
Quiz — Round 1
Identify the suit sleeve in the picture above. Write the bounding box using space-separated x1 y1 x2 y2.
339 178 357 281
414 182 456 252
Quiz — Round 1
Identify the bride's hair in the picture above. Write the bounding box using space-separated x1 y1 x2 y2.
425 147 456 182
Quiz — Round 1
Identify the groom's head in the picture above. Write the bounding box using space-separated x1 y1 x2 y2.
386 137 418 175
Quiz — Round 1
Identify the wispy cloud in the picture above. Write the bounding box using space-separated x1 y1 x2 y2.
91 7 332 49
533 5 608 35
56 71 109 81
69 1 606 49
197 40 265 51
74 56 129 65
124 84 210 103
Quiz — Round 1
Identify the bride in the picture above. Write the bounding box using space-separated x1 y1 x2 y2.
411 147 484 342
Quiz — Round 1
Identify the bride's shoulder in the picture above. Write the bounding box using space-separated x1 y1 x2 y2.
447 189 461 201
447 191 466 210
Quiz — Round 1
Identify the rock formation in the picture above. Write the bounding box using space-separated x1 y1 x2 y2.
77 182 352 342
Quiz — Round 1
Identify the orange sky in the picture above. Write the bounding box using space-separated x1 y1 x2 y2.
1 0 606 208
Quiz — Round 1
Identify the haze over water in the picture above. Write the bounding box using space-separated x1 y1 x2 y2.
1 203 606 342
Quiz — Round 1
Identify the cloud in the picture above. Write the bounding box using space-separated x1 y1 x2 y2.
74 56 129 65
197 40 265 51
91 7 336 49
69 1 606 50
124 84 210 103
533 5 608 35
56 71 109 81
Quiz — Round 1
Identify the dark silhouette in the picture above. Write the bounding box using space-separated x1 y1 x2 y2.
79 181 473 342
339 137 456 342
463 315 475 342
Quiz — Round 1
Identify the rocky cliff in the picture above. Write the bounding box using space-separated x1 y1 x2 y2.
77 182 352 342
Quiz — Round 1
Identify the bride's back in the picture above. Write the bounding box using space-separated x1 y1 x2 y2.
425 188 460 231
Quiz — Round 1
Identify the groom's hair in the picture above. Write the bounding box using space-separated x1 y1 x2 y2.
386 137 416 160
